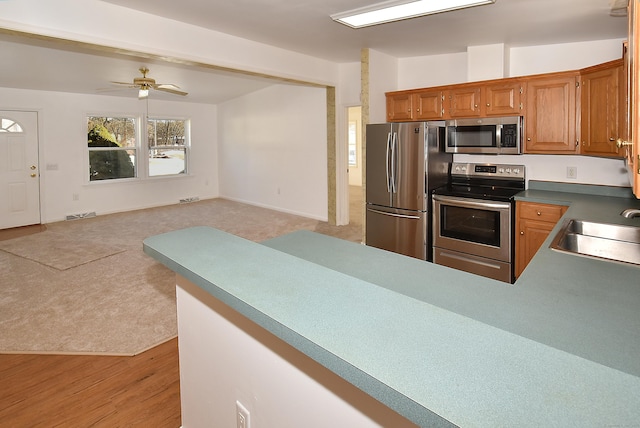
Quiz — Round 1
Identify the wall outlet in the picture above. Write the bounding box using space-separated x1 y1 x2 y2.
236 401 250 428
566 166 577 179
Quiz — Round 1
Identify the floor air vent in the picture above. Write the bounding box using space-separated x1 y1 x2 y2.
65 212 97 221
179 197 200 204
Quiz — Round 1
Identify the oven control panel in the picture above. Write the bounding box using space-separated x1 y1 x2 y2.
451 162 525 180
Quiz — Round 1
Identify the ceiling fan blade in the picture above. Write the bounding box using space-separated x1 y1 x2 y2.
110 81 137 88
155 84 188 96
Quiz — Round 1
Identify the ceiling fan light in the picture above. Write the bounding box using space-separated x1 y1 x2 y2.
138 88 149 99
331 0 496 28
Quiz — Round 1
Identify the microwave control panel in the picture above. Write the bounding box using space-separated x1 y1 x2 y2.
501 124 519 148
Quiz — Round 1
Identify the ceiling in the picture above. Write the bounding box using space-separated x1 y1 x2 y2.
0 0 629 104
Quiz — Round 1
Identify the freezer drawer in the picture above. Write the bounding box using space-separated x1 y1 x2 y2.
366 205 427 260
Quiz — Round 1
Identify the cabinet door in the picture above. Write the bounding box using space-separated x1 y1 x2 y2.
515 218 555 278
524 74 578 153
386 93 413 122
485 81 523 116
580 63 623 157
515 201 567 278
414 90 445 120
449 86 482 117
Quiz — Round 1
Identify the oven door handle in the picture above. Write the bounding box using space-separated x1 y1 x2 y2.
367 208 421 220
433 194 511 210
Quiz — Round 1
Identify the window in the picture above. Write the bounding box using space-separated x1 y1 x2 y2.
0 117 24 133
348 121 358 167
147 118 188 176
87 116 136 181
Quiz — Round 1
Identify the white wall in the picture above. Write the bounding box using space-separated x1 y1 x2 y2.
0 87 219 223
455 154 630 188
368 50 399 124
0 0 344 224
218 84 328 220
176 276 416 428
398 52 468 90
510 39 626 76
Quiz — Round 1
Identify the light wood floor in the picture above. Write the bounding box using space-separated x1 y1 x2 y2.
0 338 181 427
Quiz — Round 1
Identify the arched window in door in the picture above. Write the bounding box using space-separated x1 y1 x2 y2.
0 117 24 133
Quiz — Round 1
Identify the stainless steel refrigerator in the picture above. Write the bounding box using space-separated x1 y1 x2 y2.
365 122 451 261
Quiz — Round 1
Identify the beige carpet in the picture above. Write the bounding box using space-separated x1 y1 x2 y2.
0 191 363 356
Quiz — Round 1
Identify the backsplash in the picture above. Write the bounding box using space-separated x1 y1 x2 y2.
454 154 631 188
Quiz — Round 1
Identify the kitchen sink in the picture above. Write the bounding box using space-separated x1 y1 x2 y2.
550 219 640 266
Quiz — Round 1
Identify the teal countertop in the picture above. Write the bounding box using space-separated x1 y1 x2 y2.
144 184 640 427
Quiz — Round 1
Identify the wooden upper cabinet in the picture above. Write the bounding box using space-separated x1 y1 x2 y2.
386 92 414 122
414 90 446 120
448 81 523 118
524 72 579 154
386 90 445 121
448 85 482 117
485 81 523 116
580 59 625 158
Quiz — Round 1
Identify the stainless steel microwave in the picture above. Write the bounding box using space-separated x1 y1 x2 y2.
445 116 522 155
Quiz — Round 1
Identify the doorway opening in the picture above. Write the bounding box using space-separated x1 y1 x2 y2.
347 106 363 230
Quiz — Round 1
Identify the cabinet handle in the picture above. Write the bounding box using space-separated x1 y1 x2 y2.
609 137 615 142
474 104 478 108
520 231 524 235
486 103 490 107
527 137 531 141
616 139 632 147
416 108 420 112
536 211 542 216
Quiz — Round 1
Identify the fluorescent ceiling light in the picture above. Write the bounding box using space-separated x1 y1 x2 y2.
331 0 496 28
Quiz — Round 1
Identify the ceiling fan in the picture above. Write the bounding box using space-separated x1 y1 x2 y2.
111 67 188 99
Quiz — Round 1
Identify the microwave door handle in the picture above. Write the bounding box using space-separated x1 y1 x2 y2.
391 132 398 194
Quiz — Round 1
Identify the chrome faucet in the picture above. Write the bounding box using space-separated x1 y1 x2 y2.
621 208 640 219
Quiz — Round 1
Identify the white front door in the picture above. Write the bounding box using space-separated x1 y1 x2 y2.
0 110 41 229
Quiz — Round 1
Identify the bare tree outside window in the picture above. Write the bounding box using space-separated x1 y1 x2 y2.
147 118 188 176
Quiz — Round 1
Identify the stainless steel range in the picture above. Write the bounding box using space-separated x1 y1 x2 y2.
432 162 525 283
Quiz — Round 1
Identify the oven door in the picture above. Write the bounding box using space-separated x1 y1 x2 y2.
432 194 512 262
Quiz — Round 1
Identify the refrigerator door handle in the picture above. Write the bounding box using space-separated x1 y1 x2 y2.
385 132 392 193
391 131 398 194
367 208 421 220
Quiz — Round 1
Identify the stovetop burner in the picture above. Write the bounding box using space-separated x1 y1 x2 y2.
433 162 526 202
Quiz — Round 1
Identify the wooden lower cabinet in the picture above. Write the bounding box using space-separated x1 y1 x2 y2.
515 201 568 278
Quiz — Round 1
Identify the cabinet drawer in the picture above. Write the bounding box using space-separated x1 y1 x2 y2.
518 202 567 222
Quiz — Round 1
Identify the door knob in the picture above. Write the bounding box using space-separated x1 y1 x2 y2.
30 173 37 178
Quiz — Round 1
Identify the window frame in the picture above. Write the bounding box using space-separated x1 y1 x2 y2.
146 116 190 178
86 114 139 183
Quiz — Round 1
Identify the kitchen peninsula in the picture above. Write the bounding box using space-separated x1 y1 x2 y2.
144 186 640 427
